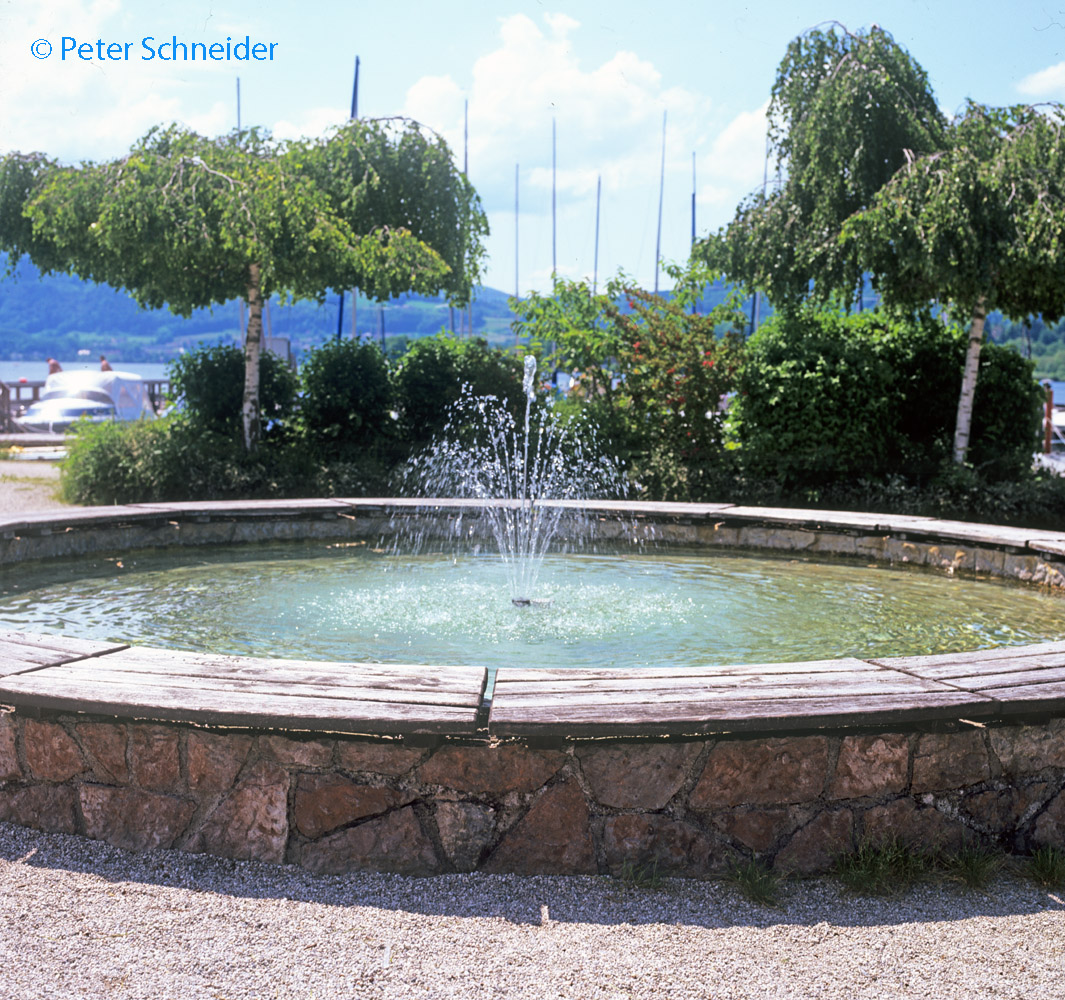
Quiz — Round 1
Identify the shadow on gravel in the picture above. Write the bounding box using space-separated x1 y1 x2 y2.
2 822 1062 931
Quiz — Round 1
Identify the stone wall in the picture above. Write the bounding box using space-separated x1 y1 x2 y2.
3 708 1063 876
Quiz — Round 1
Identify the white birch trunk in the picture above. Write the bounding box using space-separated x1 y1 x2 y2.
241 262 263 453
952 297 986 464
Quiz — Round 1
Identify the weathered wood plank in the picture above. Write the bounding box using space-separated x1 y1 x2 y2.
488 690 996 737
8 663 484 708
130 499 351 517
889 654 1065 682
916 666 1065 690
0 674 482 734
871 643 1065 673
0 506 150 534
977 682 1065 712
0 634 130 678
0 630 128 658
95 646 485 694
490 676 955 707
492 658 887 682
1029 538 1065 558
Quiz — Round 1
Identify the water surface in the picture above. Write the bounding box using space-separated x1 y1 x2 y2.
1 541 1063 668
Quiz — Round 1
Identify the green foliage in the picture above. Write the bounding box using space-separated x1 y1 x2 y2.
834 838 934 895
968 341 1045 480
510 266 747 501
726 859 781 906
59 413 394 506
605 276 747 499
510 277 621 399
60 416 245 505
700 24 1065 466
615 860 664 891
731 308 1042 489
1022 846 1065 887
296 338 394 458
168 343 297 438
940 843 1004 890
1 118 488 451
846 103 1065 322
297 119 488 305
391 332 524 448
700 24 947 307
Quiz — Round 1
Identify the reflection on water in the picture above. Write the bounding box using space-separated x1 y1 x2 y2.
1 541 1062 669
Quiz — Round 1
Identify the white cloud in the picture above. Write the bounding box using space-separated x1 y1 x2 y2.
401 12 708 203
707 101 769 185
272 107 348 142
1017 62 1065 97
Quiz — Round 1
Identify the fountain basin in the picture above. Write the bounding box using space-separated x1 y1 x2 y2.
1 498 1064 875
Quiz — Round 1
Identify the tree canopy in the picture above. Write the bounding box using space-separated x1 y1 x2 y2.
699 23 1065 465
0 118 487 449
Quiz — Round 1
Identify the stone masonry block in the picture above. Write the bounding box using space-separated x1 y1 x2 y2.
690 736 830 809
23 719 86 782
911 731 991 793
129 725 181 792
577 742 702 810
484 779 596 875
416 745 565 797
828 734 909 800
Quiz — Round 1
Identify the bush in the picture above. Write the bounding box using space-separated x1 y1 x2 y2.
391 333 524 448
968 341 1044 481
167 343 298 438
60 416 245 505
296 338 393 459
60 414 397 505
731 308 1043 489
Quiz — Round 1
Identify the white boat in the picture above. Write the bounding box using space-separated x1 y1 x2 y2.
17 370 156 434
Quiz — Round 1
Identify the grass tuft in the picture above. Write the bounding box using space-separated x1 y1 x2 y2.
833 838 933 895
1022 846 1065 888
939 843 1004 890
726 858 781 907
616 860 664 891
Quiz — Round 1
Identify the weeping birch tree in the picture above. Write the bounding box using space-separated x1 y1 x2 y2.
843 103 1065 462
0 119 487 451
700 23 1065 464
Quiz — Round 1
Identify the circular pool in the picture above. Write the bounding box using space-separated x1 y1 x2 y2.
2 538 1065 669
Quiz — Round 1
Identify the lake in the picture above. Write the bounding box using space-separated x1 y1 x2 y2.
0 360 171 383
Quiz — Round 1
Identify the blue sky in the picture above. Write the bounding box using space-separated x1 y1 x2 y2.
3 1 1065 297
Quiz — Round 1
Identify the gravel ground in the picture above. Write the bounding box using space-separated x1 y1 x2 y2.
1 822 1064 1000
0 460 68 515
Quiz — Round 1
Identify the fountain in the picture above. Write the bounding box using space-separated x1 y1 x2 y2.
401 354 626 605
1 357 1064 878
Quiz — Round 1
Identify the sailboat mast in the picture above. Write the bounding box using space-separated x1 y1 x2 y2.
654 110 666 296
593 174 601 295
237 77 246 341
691 151 697 314
464 99 472 338
551 118 557 279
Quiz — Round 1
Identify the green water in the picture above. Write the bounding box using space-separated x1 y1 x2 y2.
1 541 1062 668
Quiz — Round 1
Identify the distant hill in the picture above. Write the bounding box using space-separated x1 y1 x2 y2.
0 254 751 364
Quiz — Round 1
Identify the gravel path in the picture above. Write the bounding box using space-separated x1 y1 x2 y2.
0 460 69 515
1 822 1063 999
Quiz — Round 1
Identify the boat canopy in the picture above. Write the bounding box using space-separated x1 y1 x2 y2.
40 370 156 422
